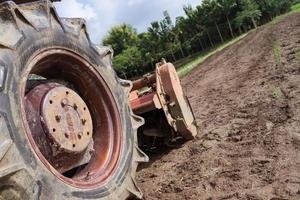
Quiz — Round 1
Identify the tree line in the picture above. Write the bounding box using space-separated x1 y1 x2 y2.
102 0 297 79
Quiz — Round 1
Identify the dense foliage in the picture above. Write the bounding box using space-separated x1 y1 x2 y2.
102 0 295 78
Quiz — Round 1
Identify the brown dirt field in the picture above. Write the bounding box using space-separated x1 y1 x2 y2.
136 13 300 200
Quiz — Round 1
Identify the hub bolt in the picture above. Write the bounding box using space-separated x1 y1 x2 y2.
61 99 68 108
73 103 78 110
55 115 61 122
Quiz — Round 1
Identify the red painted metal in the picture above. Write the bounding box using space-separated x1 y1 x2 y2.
132 73 156 91
130 92 156 115
159 63 197 139
130 62 198 140
41 85 93 154
25 83 93 173
20 48 122 189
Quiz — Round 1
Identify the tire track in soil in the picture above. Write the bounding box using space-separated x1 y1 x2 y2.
136 13 300 200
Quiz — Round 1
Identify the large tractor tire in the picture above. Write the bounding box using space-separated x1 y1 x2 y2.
0 1 148 199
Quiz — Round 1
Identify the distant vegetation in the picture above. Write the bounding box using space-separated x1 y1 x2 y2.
102 0 298 79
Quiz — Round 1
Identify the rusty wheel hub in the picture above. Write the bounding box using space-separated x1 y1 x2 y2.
21 49 122 189
42 86 93 153
25 82 94 173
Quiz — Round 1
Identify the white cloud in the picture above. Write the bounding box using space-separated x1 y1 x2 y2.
55 0 97 20
55 0 201 43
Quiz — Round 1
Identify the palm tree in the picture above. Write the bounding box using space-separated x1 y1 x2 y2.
183 5 206 50
216 0 237 38
235 0 262 29
196 0 224 45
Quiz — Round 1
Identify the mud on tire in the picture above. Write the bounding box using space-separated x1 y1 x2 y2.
0 1 148 199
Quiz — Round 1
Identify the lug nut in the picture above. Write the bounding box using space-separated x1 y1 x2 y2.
73 103 78 110
61 99 68 108
55 115 61 122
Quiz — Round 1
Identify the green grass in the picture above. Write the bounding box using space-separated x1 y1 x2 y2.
270 15 288 26
273 44 281 65
270 4 300 65
177 33 248 77
291 3 300 12
176 3 300 78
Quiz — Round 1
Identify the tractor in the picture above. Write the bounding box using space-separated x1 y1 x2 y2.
0 0 197 199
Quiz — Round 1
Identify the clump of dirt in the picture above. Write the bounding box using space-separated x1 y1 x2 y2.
136 13 300 200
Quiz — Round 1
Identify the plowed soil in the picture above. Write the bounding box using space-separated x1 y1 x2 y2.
137 13 300 200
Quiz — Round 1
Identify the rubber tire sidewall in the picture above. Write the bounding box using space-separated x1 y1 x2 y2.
1 24 134 199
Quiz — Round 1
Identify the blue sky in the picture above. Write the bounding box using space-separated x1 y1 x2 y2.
55 0 201 43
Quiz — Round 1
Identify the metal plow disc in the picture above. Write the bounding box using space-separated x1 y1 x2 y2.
130 61 198 143
157 62 198 140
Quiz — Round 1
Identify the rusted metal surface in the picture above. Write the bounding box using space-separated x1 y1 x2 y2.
25 82 93 173
131 92 163 115
130 61 198 140
41 85 93 153
21 48 122 188
132 73 156 91
158 63 197 139
130 93 156 114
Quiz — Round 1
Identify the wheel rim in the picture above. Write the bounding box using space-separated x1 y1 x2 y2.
19 48 123 189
